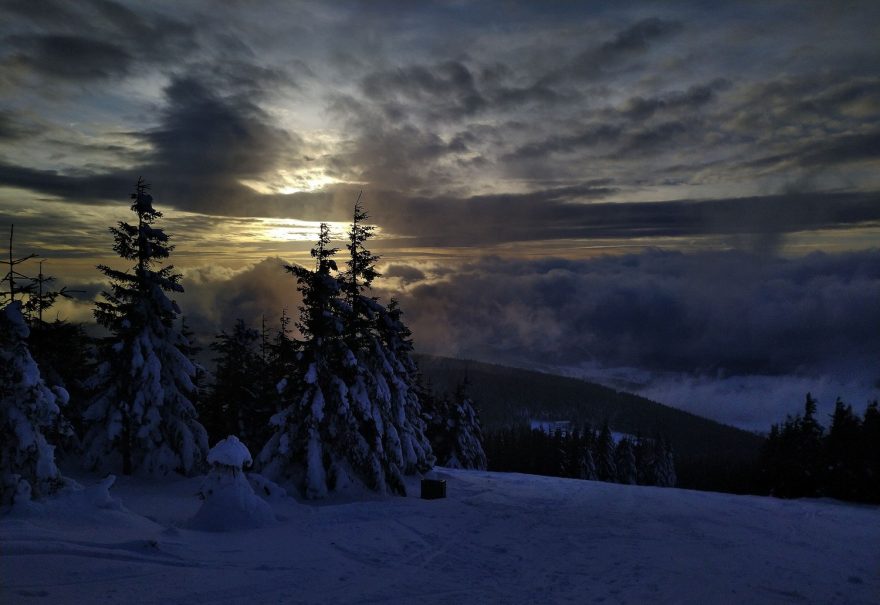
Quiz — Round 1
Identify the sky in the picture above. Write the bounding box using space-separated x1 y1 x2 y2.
1 0 878 429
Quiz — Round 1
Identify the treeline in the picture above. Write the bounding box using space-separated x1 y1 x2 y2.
758 394 880 503
484 422 676 487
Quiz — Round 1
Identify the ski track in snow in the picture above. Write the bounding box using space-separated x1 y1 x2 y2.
1 469 879 604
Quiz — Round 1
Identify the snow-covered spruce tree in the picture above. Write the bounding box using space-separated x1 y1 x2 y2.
0 301 67 505
372 298 435 474
339 200 432 483
83 178 207 476
259 223 352 498
426 380 487 470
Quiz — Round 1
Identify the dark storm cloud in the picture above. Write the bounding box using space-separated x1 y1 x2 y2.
0 162 131 202
138 76 296 211
3 138 879 250
745 131 880 171
0 0 195 82
362 61 487 122
0 110 39 140
549 17 684 83
0 74 304 216
4 35 133 81
360 58 568 125
506 124 623 161
621 80 730 121
371 190 880 247
381 249 880 379
505 78 731 163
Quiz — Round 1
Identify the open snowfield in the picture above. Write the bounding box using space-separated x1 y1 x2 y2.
2 468 878 605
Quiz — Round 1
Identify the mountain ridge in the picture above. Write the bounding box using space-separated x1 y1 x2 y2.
415 354 765 493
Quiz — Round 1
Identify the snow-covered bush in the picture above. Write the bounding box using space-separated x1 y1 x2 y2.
0 302 66 506
191 435 275 531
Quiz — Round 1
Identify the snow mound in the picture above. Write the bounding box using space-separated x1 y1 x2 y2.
191 438 275 532
5 475 162 532
207 435 252 469
11 475 121 515
189 471 276 532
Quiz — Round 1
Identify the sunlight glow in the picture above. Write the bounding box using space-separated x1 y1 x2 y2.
278 173 340 194
257 218 349 242
240 170 341 196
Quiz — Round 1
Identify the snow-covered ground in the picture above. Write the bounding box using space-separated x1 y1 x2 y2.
2 468 878 604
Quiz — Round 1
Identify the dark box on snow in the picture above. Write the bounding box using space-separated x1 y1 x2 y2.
421 478 446 499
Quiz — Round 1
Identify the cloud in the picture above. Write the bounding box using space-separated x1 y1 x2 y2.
1 0 195 83
0 109 40 140
745 131 880 171
139 76 298 211
369 190 880 247
549 17 684 83
505 124 623 161
4 34 133 81
382 264 426 285
177 257 302 340
380 249 880 381
0 73 306 216
621 80 730 121
362 61 487 122
633 372 876 432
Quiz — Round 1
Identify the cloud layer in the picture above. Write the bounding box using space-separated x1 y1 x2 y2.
384 250 880 378
1 1 878 248
164 248 880 429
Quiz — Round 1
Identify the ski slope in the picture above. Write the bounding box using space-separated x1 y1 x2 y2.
2 468 878 604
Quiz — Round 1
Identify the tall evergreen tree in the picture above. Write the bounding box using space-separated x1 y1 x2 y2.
204 319 272 451
615 437 638 485
342 194 380 351
595 421 617 482
427 380 487 470
0 302 67 505
83 178 207 476
260 223 360 498
862 401 880 502
565 426 585 479
582 427 598 480
825 398 861 500
652 436 677 487
798 393 825 496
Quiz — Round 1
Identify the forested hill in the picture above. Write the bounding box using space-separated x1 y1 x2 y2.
416 354 766 493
